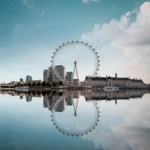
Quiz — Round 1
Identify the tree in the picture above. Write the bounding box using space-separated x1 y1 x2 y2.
52 81 57 87
59 81 63 86
42 81 47 86
47 81 52 87
28 82 32 86
32 82 37 86
21 82 25 86
37 82 42 86
16 82 21 87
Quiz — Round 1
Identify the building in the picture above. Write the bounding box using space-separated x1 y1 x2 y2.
20 78 24 82
73 79 80 86
32 80 42 83
147 84 150 89
26 75 32 82
43 65 66 82
55 65 66 81
43 69 49 82
43 67 57 82
66 72 73 82
85 73 146 89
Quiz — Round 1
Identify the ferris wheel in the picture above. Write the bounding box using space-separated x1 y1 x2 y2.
50 95 100 137
51 41 100 82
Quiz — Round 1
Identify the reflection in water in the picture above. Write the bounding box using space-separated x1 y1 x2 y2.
23 90 101 136
85 89 149 102
1 89 149 102
50 96 100 136
0 89 149 137
0 89 150 150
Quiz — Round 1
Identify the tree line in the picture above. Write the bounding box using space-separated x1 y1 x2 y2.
15 81 63 87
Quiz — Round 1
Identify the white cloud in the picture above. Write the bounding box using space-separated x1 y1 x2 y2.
82 0 99 3
81 2 150 83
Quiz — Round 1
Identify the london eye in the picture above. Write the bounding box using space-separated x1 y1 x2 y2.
51 41 100 82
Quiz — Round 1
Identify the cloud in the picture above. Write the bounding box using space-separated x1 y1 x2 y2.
82 0 99 3
36 9 46 16
21 0 46 16
81 2 150 83
81 13 130 43
81 2 150 45
21 0 34 9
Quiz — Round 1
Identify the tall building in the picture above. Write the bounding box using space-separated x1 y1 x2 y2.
43 67 59 82
43 67 55 82
43 65 66 82
55 65 66 81
49 67 60 81
26 75 32 82
66 72 73 82
43 69 49 82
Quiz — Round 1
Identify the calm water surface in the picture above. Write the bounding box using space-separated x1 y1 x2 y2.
0 91 150 150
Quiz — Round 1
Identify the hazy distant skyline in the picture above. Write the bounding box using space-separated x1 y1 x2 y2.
0 0 150 83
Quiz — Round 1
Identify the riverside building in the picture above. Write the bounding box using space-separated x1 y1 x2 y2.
85 73 147 89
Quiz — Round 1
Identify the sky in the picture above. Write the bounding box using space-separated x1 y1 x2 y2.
0 0 150 83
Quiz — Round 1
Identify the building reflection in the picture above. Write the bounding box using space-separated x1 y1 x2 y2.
1 89 150 108
43 95 65 112
66 95 73 106
25 95 32 102
0 89 150 101
83 89 148 101
43 91 80 112
0 89 150 137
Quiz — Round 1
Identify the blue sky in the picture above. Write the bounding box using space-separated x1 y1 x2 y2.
0 0 150 83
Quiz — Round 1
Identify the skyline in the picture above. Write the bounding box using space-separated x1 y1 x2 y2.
0 0 150 83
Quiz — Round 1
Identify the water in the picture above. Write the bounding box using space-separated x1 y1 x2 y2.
0 90 150 150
